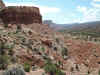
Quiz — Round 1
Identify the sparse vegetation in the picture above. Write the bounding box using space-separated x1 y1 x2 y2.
23 62 31 72
98 69 100 75
0 39 14 55
8 49 14 56
4 24 8 28
0 55 9 70
0 40 6 55
44 60 65 75
41 46 45 52
10 56 17 64
3 66 25 75
16 24 22 33
61 47 68 58
0 1 100 74
55 38 60 44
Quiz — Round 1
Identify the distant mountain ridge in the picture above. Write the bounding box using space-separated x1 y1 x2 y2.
43 20 72 30
59 21 100 33
43 20 100 32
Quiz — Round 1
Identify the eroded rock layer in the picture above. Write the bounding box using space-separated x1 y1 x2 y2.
0 6 42 24
0 0 5 8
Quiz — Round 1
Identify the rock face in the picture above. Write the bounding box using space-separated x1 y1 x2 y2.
0 6 42 25
0 0 5 9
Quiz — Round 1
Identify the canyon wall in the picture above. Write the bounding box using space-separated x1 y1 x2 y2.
0 0 5 9
0 6 42 25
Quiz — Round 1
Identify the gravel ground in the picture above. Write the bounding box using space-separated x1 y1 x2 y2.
26 69 44 75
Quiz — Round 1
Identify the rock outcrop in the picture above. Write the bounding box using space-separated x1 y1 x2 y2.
0 6 42 25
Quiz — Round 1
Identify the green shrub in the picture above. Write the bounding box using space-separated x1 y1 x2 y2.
42 73 46 75
0 55 9 70
3 66 26 75
0 40 14 55
5 43 15 50
7 43 15 56
16 25 22 33
56 69 65 75
56 61 63 68
44 60 65 75
10 56 17 64
8 49 14 56
55 38 60 44
41 47 45 52
44 61 56 74
0 41 6 55
4 24 8 28
61 47 68 57
23 62 31 72
98 69 100 75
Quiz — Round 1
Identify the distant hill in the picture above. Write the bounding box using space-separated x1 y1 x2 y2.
61 21 100 32
44 20 100 37
43 20 71 30
59 21 100 37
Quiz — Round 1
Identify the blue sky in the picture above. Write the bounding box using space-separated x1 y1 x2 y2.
3 0 100 24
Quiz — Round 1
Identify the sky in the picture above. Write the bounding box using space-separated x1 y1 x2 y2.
3 0 100 24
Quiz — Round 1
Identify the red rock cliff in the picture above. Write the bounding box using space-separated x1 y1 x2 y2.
0 0 5 8
0 6 42 25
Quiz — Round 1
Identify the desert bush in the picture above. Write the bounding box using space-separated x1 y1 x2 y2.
4 24 8 28
0 40 6 55
41 46 45 52
21 37 26 43
42 54 49 60
42 73 46 75
6 43 15 56
0 7 2 11
16 25 22 33
55 38 60 44
98 69 100 75
61 47 68 57
8 49 14 56
55 69 65 75
10 56 17 64
23 62 31 72
44 61 56 75
0 40 14 55
44 60 65 75
55 60 63 68
5 43 15 50
53 46 58 51
32 65 37 71
0 55 9 70
3 66 25 75
21 39 33 50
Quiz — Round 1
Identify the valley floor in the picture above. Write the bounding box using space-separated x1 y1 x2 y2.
64 38 100 75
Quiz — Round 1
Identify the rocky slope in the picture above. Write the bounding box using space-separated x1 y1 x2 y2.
0 1 68 74
0 22 100 75
0 0 100 75
0 23 68 75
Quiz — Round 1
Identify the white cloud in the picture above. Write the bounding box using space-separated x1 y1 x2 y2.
5 2 36 6
92 0 100 8
92 3 100 7
93 0 100 2
39 6 60 15
77 0 100 23
77 5 100 23
5 2 60 15
77 6 87 13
